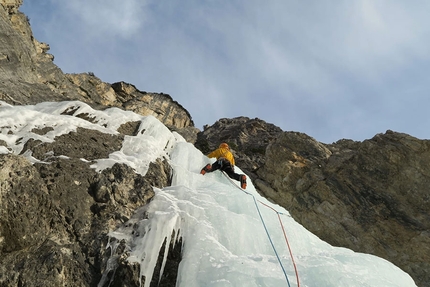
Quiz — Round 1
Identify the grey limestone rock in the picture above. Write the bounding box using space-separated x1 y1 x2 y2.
197 121 430 287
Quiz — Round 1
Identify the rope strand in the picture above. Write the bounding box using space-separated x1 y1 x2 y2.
252 195 291 287
221 172 300 287
258 201 300 287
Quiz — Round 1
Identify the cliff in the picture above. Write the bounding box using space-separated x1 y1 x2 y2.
196 118 429 287
0 0 196 141
0 1 428 286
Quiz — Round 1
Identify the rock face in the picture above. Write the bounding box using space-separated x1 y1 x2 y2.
111 82 199 143
196 118 429 287
1 1 429 286
0 116 173 286
0 1 196 139
196 117 283 180
111 82 193 130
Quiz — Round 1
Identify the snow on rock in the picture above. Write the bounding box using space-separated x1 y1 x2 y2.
0 101 417 287
106 139 417 286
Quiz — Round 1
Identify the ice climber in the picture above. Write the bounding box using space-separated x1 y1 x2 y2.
200 143 247 189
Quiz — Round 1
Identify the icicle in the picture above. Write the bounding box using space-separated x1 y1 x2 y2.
158 229 180 286
102 188 184 287
98 237 122 287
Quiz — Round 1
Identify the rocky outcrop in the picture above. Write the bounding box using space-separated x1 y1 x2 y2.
111 82 198 143
0 0 22 13
0 121 173 287
259 130 430 287
0 2 193 285
111 82 194 129
196 116 283 180
0 0 82 104
0 1 196 137
1 1 428 286
196 118 429 287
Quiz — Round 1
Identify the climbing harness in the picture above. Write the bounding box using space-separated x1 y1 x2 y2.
221 171 300 287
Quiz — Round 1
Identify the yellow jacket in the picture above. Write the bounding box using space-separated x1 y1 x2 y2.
208 147 235 166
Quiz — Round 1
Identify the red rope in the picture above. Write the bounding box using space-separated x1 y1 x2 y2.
258 200 301 287
221 171 300 286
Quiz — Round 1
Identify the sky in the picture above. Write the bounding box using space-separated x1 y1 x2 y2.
0 100 417 286
20 0 430 144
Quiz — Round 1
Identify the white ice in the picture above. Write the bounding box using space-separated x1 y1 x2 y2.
0 101 417 287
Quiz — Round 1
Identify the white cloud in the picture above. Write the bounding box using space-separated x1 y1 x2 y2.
336 1 430 80
21 0 430 142
62 0 151 38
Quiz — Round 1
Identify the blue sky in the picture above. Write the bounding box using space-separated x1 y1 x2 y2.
20 0 430 143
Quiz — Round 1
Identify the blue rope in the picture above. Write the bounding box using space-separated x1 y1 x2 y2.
251 195 291 287
220 172 291 286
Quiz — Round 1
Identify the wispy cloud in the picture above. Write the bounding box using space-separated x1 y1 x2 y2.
61 0 151 38
20 0 430 143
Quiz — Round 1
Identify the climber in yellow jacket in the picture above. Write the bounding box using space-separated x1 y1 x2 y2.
200 143 247 189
